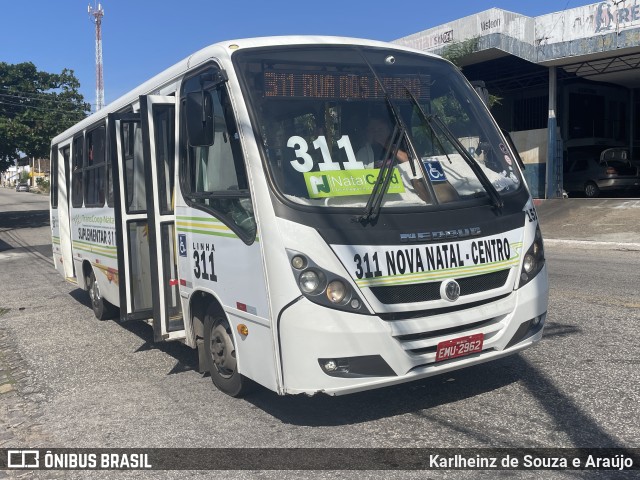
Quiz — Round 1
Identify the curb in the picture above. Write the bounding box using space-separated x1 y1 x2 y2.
544 239 640 251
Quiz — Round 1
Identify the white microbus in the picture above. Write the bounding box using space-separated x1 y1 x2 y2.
50 36 548 397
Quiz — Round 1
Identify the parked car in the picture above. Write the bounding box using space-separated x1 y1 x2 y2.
563 147 640 197
15 183 30 192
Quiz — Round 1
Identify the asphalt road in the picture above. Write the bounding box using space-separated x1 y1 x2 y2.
0 187 638 479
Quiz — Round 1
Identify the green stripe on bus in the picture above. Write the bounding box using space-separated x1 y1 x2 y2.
176 227 239 239
176 216 225 223
356 261 519 288
72 242 118 259
176 221 232 232
73 243 117 255
73 239 117 250
176 227 260 242
176 216 260 241
73 247 118 260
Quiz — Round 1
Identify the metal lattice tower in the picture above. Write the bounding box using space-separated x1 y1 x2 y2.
88 3 105 111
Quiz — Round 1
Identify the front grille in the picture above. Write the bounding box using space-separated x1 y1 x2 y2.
458 269 510 295
370 269 511 305
370 281 441 304
379 294 511 320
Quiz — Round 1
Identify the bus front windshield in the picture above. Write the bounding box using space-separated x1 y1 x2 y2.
234 46 522 209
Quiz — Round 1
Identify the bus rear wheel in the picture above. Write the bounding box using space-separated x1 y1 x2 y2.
87 270 117 320
203 311 252 397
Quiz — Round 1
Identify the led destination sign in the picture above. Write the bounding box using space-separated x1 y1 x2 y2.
264 70 430 101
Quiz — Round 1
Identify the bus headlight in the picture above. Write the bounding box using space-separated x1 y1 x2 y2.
291 255 307 270
523 253 536 273
299 270 324 294
326 280 347 304
286 249 367 314
518 225 545 288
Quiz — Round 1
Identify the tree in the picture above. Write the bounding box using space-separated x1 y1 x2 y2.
441 37 481 68
0 62 90 173
440 37 502 109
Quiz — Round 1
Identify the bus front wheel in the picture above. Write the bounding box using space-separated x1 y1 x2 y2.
203 310 251 397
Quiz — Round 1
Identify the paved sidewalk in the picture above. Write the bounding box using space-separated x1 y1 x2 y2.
0 192 58 459
0 311 50 449
536 198 640 250
0 309 15 397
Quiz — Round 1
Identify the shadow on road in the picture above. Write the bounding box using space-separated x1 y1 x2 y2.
68 289 92 310
0 242 53 256
69 288 199 374
244 353 627 447
246 358 522 427
0 209 50 230
127 321 200 374
513 355 627 449
65 287 628 447
538 322 581 339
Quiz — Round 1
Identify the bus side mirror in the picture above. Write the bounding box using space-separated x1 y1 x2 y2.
186 91 214 147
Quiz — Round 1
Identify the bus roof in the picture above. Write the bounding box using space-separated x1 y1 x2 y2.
51 35 438 145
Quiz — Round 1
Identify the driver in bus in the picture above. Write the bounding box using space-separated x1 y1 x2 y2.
356 115 411 169
356 115 435 203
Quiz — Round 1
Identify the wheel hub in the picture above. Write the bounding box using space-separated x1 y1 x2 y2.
90 276 101 306
210 324 236 378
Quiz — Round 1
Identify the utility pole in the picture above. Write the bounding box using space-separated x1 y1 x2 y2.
88 2 105 111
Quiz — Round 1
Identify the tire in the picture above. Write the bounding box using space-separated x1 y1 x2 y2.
203 309 252 397
87 269 117 320
584 181 600 198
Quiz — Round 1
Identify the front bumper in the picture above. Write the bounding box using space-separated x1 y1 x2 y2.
278 265 548 396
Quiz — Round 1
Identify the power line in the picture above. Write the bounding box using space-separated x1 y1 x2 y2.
0 93 86 107
0 99 83 112
0 86 88 103
0 100 85 115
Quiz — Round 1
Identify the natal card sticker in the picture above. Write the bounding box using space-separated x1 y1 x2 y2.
331 228 523 288
304 168 405 199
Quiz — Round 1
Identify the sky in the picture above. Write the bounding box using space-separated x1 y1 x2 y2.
0 0 591 111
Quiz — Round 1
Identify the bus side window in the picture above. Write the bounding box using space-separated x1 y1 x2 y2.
194 113 239 193
72 135 84 208
123 122 146 212
181 71 256 241
85 125 106 208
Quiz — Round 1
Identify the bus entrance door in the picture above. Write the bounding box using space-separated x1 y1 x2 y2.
57 145 75 280
109 95 184 342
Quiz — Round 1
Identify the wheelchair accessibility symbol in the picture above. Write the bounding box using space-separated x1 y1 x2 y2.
423 160 447 182
178 234 187 257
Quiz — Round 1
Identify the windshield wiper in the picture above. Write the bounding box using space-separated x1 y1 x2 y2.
403 87 504 210
353 51 435 224
354 125 401 223
431 114 504 210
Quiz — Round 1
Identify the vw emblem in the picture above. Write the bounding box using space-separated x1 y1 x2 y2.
442 279 461 302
